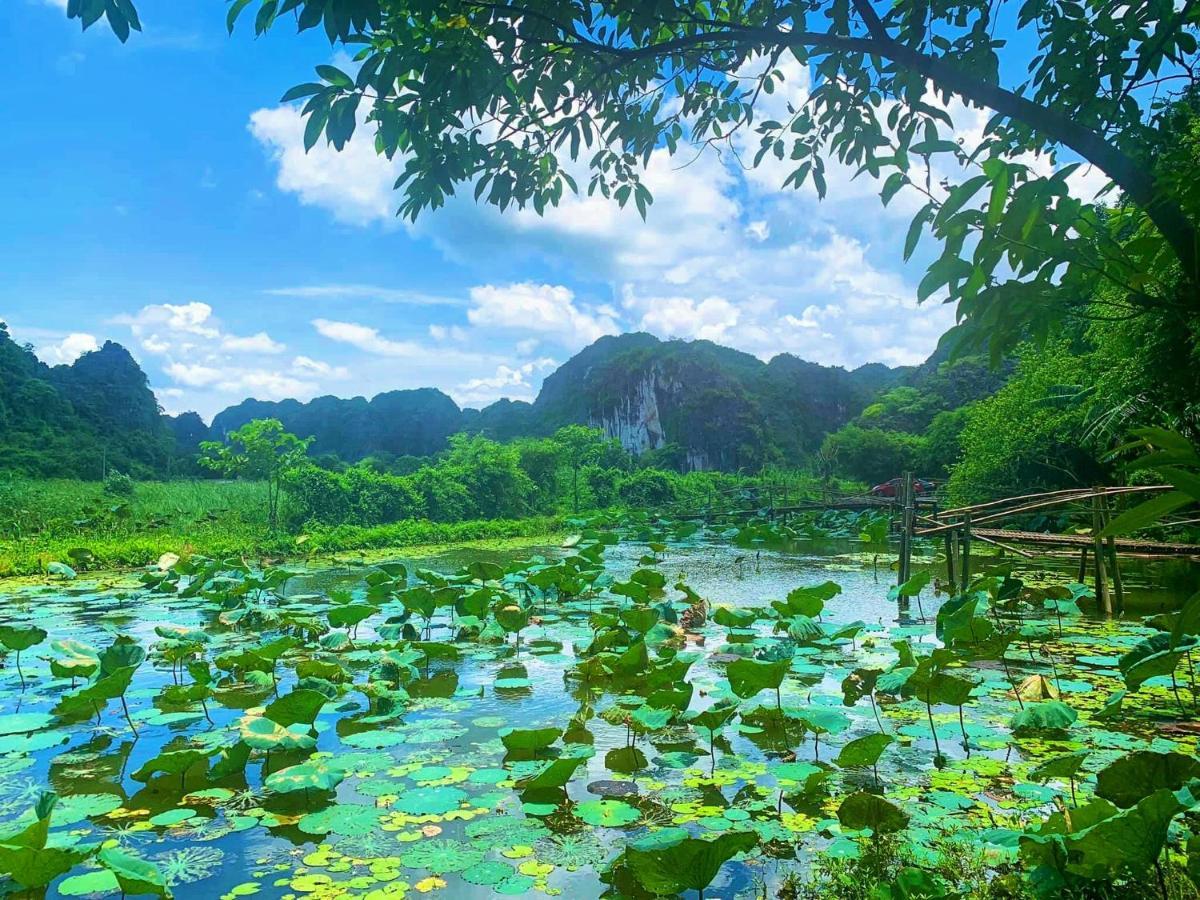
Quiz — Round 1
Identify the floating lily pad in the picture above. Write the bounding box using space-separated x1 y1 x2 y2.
396 786 468 816
575 799 640 827
399 839 484 874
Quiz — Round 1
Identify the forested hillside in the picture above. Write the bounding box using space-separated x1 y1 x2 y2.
1 325 931 477
12 316 1188 503
0 323 176 478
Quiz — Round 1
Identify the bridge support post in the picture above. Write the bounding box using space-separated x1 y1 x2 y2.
944 532 956 593
960 513 972 586
898 472 914 586
1102 494 1125 616
1091 491 1112 617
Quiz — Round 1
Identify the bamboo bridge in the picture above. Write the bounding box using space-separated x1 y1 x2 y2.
678 479 1200 617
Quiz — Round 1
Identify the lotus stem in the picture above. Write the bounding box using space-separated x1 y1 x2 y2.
869 694 885 733
120 696 138 737
1000 654 1024 709
1170 670 1188 715
925 698 941 759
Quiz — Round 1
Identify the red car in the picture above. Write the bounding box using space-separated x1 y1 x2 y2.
870 477 937 498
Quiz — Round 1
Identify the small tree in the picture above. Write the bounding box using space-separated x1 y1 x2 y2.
552 425 607 513
199 419 311 530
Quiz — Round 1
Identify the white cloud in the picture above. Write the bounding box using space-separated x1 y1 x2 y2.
293 355 349 378
249 105 403 227
453 357 558 407
429 324 467 341
745 220 770 242
119 301 220 347
263 284 463 306
312 318 425 356
247 53 1110 378
117 300 287 360
217 371 315 399
165 362 224 387
221 331 285 354
637 296 740 342
467 283 619 347
37 332 98 365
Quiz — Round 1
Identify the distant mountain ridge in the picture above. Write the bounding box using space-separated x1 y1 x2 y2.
206 333 910 470
0 324 924 475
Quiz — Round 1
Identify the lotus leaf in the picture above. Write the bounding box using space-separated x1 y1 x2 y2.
575 800 641 827
837 791 909 834
622 830 758 896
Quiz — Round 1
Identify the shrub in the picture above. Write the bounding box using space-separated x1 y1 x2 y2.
820 425 924 485
102 470 135 497
617 469 677 505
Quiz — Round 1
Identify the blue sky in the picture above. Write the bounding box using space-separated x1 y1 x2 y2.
0 1 1105 420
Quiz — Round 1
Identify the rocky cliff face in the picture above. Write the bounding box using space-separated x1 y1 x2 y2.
594 365 670 455
534 333 907 470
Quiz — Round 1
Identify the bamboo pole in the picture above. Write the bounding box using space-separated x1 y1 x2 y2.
916 488 1154 536
1103 494 1125 616
944 532 956 592
1092 492 1112 617
936 484 1170 518
898 472 914 586
1077 547 1088 582
960 513 972 586
966 530 1036 559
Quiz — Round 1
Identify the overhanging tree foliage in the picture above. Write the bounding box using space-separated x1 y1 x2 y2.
71 0 1200 355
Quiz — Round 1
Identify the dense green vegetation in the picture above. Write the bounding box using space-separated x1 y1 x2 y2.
0 419 852 575
0 324 178 479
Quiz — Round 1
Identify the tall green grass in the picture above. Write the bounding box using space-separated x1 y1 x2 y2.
0 478 562 576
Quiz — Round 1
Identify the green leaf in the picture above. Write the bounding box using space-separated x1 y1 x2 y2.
499 727 561 753
280 83 324 103
264 688 326 727
576 799 640 827
226 0 253 33
1171 590 1200 649
98 848 169 897
836 733 894 768
1010 700 1077 733
132 748 211 783
240 717 316 752
515 757 585 792
0 625 47 652
725 657 790 699
1029 751 1088 783
1101 490 1193 536
265 761 345 793
837 791 908 834
1119 632 1194 691
985 160 1011 227
623 831 758 894
1095 751 1200 808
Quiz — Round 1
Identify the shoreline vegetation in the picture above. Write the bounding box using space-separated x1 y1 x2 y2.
0 479 568 577
0 452 861 577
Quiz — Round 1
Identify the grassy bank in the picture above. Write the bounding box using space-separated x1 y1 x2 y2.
0 478 564 576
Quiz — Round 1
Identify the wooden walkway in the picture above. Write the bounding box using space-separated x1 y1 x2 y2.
929 526 1200 556
677 478 1198 618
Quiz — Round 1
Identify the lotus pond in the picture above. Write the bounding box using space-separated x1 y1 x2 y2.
1 525 1198 899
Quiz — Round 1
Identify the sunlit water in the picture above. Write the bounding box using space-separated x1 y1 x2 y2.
0 536 1195 898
